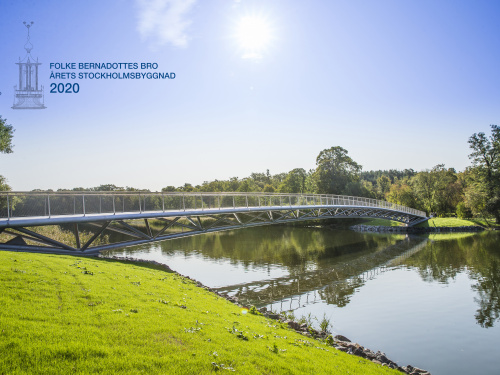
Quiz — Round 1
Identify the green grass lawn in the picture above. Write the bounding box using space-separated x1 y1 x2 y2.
416 217 498 228
0 251 399 375
362 217 499 229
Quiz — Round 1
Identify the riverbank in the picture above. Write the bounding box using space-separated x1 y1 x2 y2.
0 250 405 375
350 224 484 233
417 217 499 229
104 255 432 375
353 217 498 233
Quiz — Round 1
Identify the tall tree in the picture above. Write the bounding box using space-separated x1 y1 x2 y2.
410 165 461 215
468 125 500 223
304 169 318 194
314 146 361 195
92 184 124 191
278 168 307 193
376 175 391 198
0 175 11 191
386 180 416 208
0 116 14 154
0 116 14 191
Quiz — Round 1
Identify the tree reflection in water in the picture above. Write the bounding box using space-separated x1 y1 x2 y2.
108 226 500 328
405 232 500 328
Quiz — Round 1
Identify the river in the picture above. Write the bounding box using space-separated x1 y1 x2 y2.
104 226 500 375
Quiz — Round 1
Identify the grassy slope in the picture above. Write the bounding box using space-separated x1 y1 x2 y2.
416 217 497 228
0 251 399 375
363 217 499 228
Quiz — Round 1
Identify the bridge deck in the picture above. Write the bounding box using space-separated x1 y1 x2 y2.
0 192 427 254
0 204 425 228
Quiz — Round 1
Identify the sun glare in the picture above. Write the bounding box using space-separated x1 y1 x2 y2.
235 15 273 59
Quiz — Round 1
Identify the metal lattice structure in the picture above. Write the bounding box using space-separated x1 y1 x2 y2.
0 192 427 254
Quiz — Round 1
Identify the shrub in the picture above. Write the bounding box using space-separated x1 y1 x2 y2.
456 202 473 219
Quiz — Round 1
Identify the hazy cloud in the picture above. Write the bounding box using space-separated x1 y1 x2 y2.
136 0 196 48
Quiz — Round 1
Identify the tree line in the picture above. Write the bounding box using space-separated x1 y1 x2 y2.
1 115 499 222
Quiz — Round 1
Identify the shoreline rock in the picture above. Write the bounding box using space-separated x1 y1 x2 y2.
258 308 431 374
100 254 431 375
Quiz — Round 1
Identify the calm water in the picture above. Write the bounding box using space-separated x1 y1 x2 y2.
105 226 500 375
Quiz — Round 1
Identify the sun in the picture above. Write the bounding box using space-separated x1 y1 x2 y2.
235 15 273 60
236 16 272 50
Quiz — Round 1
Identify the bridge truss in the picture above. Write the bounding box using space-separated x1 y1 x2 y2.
0 192 427 255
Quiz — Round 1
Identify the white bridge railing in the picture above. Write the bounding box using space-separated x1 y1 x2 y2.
0 192 426 221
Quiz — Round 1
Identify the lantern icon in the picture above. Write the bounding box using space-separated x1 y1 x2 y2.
12 22 46 110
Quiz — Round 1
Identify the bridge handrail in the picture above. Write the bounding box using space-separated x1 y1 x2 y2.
0 192 427 220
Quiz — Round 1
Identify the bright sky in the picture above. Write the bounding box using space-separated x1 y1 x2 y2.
0 0 499 191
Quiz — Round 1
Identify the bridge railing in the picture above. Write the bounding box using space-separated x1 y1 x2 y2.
0 192 426 220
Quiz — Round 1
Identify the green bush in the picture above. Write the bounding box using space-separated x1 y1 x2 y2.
456 202 473 219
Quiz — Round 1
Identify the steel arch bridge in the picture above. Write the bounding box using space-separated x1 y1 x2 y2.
0 192 428 255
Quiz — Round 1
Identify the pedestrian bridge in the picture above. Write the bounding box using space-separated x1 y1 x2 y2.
0 192 427 254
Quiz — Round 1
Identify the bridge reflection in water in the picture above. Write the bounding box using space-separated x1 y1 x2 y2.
213 235 429 310
0 192 427 254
